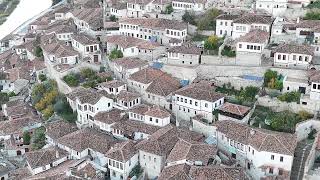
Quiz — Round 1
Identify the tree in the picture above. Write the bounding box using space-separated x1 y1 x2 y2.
197 8 220 30
0 93 9 106
305 10 320 20
80 68 96 79
221 46 236 57
109 15 118 22
99 66 106 73
35 46 43 57
42 105 54 120
164 4 173 14
277 91 301 103
237 86 259 102
63 73 80 87
109 49 123 60
298 110 313 120
270 111 301 133
23 132 31 145
38 74 47 82
32 127 46 150
182 11 196 25
204 35 220 50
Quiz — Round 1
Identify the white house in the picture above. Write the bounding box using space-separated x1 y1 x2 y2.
256 0 288 17
106 35 164 61
98 80 127 95
42 41 80 65
110 2 128 18
112 57 148 80
126 0 153 18
216 14 240 38
119 18 187 45
71 33 101 63
105 141 139 180
92 109 125 132
167 45 202 66
129 104 171 127
75 91 114 127
56 128 118 166
136 125 179 179
45 120 78 146
66 87 96 112
173 81 225 124
213 120 297 180
232 14 273 39
114 90 142 110
309 70 320 100
273 44 314 67
172 0 207 11
128 67 181 111
236 29 269 66
25 147 69 175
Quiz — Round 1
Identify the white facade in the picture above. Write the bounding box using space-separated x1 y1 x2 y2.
110 7 128 18
172 0 205 11
139 150 164 179
274 52 312 66
173 94 224 122
216 19 234 38
76 97 114 127
107 154 139 180
310 82 320 100
256 0 288 17
232 23 271 39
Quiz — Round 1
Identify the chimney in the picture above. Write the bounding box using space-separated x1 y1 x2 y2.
250 129 255 135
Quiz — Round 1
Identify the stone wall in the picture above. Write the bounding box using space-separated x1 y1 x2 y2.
296 120 320 141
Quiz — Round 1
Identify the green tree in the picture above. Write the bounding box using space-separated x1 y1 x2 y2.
38 74 47 82
80 68 96 79
63 73 80 87
23 131 31 145
270 111 301 133
182 11 196 25
164 4 173 14
35 46 43 57
221 46 236 57
0 93 9 106
204 35 220 50
42 105 54 120
109 15 118 22
99 66 106 73
305 10 320 20
197 8 220 30
32 127 46 150
109 49 123 60
277 91 301 103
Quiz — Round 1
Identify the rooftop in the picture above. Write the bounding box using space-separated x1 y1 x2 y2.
119 18 187 31
105 140 137 162
274 43 314 56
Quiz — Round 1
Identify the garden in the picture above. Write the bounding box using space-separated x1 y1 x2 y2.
63 68 112 88
250 106 312 133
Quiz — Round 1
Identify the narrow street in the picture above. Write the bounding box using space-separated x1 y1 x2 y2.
290 140 313 180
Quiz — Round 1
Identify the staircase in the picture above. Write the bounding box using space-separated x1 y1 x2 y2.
290 140 313 180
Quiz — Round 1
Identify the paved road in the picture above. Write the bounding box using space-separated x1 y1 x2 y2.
290 140 313 180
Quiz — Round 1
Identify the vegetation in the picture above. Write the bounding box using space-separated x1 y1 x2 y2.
0 0 20 25
305 9 320 20
308 128 317 140
221 46 236 57
0 92 9 107
263 69 283 90
35 46 43 57
23 132 31 145
164 4 173 14
182 11 196 25
129 164 143 178
109 49 123 60
63 73 80 87
308 1 320 8
298 110 313 120
277 91 301 103
53 97 77 123
197 8 221 31
250 106 305 133
38 74 47 82
99 66 106 73
109 15 118 22
191 34 209 42
63 68 110 88
32 127 46 150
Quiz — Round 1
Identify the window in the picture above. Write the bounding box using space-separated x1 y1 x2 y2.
278 54 281 60
252 150 254 155
190 100 192 104
293 55 296 60
305 56 309 62
313 84 317 89
150 118 152 122
279 169 283 175
120 163 123 170
156 119 158 123
154 158 156 162
112 171 116 177
283 55 286 60
205 103 208 108
280 156 283 162
239 44 242 48
269 168 273 174
195 102 198 106
271 155 274 160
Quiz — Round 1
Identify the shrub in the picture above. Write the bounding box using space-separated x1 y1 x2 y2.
221 46 236 57
164 4 173 14
63 73 80 87
35 46 43 57
308 128 317 140
109 49 123 60
182 11 196 25
264 69 283 90
298 110 313 120
42 105 54 120
38 74 47 82
109 15 118 22
197 8 220 30
23 132 31 145
277 91 301 103
99 66 106 73
305 9 320 20
8 91 16 97
80 68 96 79
204 35 221 50
32 127 46 150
